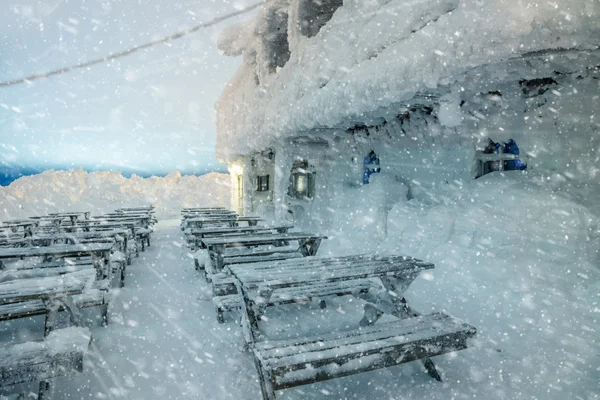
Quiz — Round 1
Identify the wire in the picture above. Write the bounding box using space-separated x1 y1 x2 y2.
0 1 265 88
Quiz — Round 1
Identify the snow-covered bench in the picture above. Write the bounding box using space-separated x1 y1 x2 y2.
252 313 476 399
0 264 111 325
0 288 109 326
185 225 293 250
212 278 381 324
0 327 92 399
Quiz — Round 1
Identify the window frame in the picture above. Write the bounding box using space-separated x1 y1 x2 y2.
256 174 270 192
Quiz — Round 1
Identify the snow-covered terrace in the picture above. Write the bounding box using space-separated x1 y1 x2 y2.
216 0 600 160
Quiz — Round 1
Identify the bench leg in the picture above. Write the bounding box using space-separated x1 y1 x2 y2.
423 357 442 381
216 307 224 324
43 301 61 337
359 303 384 327
253 357 276 400
120 263 126 288
38 380 52 400
101 304 109 326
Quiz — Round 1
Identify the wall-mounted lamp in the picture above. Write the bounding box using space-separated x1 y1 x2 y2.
250 158 256 167
268 151 274 160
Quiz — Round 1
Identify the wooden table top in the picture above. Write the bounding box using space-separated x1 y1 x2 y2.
230 254 434 290
0 270 94 305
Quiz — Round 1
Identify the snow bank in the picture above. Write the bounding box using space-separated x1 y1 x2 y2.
0 169 230 220
310 171 600 399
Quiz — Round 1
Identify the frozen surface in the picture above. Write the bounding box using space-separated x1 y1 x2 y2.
0 199 589 399
0 169 230 221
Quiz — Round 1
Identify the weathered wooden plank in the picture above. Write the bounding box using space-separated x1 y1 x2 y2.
0 243 113 258
252 313 476 389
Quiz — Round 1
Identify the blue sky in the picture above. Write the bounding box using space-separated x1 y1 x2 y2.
0 0 252 181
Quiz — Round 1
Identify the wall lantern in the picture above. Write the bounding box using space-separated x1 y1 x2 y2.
250 158 256 167
268 151 274 160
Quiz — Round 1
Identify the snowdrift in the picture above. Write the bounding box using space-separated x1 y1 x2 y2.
0 169 231 220
311 171 600 399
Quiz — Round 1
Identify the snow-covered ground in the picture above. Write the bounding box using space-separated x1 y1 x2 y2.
0 172 598 399
0 170 231 221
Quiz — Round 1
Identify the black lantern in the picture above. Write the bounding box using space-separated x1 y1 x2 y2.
268 151 274 160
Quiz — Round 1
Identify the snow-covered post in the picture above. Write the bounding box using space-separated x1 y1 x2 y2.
273 145 293 223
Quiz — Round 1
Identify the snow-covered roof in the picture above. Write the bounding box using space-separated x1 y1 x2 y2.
215 0 600 160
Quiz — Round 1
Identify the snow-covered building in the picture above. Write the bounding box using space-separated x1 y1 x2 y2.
215 0 600 231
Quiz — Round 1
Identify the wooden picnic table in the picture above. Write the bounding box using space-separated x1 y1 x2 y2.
0 243 113 282
0 269 95 335
182 207 225 211
186 216 263 229
48 212 91 224
31 230 129 262
64 221 137 235
186 215 239 228
229 253 476 399
118 206 154 212
229 253 436 343
0 221 40 237
185 225 294 249
202 232 327 271
90 216 150 228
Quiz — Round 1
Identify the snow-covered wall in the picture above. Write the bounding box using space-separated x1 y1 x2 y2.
0 169 231 220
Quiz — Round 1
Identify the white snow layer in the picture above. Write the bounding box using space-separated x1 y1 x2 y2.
215 0 600 158
0 169 230 221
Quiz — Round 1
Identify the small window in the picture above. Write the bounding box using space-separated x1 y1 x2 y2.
256 175 270 192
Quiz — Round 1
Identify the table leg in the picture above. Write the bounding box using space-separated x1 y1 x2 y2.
214 244 226 272
43 299 61 337
379 276 442 381
38 380 52 400
57 295 82 327
299 239 322 257
234 280 261 346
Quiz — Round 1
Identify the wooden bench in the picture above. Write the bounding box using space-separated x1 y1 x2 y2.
0 288 109 326
0 264 111 325
252 313 477 399
212 279 380 324
0 326 92 399
202 232 327 273
204 250 302 282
